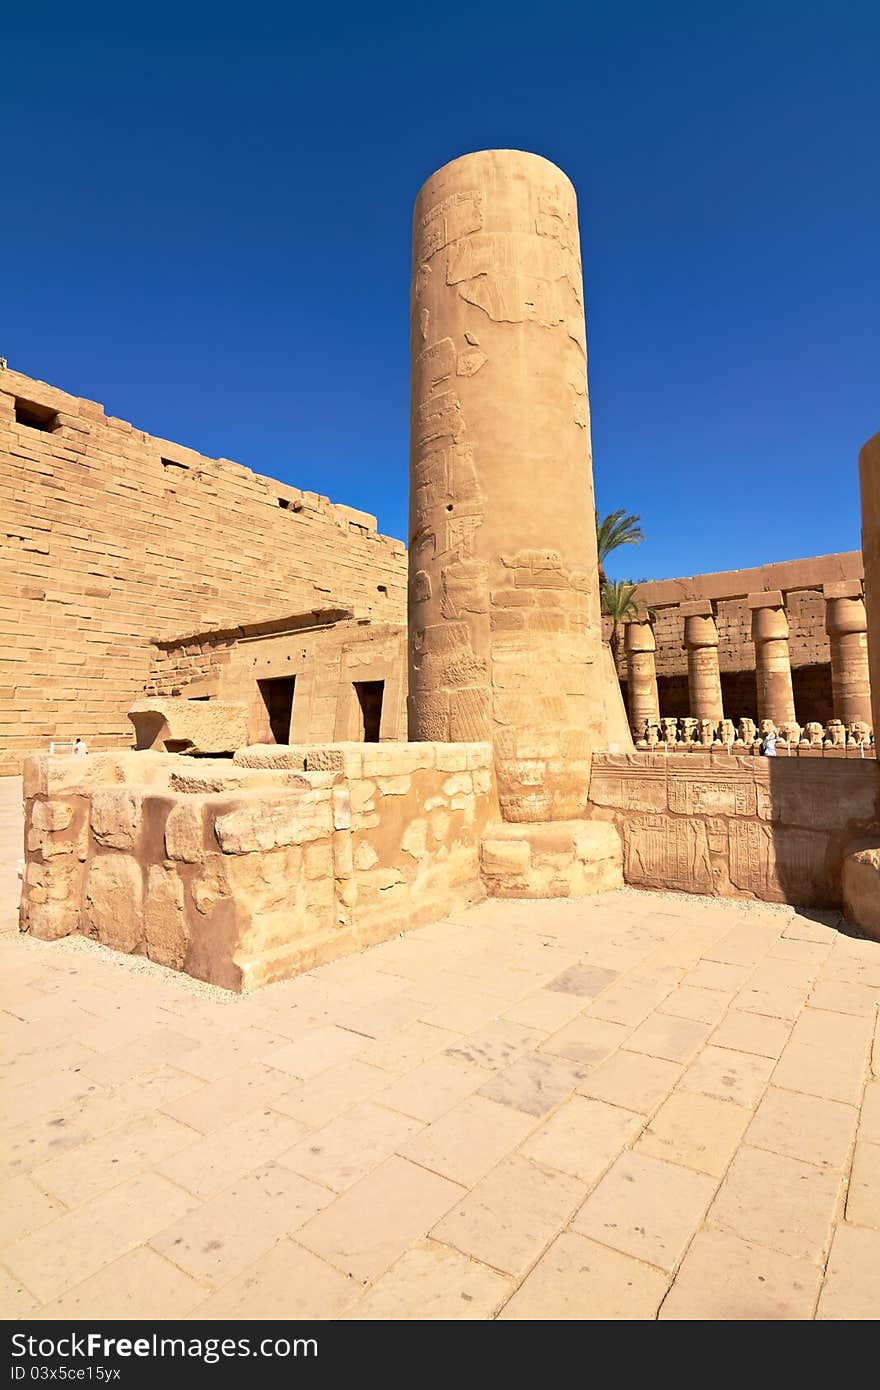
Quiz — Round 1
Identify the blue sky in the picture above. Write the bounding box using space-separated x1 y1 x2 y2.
4 1 878 581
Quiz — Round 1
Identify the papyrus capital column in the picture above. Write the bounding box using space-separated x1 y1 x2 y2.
682 601 723 721
749 591 796 725
407 150 609 822
824 581 871 727
623 619 659 736
859 432 880 736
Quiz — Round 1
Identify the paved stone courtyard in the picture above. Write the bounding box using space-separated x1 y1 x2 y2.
1 778 878 1320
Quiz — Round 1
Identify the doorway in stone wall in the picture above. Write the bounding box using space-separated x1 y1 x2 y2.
354 680 384 741
257 676 296 744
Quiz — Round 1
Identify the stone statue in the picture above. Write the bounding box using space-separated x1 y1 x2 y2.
847 720 872 746
802 721 825 748
661 718 679 747
777 720 801 747
637 718 661 749
714 718 736 748
680 717 698 745
825 719 847 748
697 718 715 747
735 717 757 747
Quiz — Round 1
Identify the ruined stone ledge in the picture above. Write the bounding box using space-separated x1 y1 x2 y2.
19 744 496 992
480 819 623 899
589 749 880 912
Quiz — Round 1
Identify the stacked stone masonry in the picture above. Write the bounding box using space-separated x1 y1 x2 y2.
20 743 495 991
590 751 880 910
147 618 408 746
407 150 626 825
0 368 407 774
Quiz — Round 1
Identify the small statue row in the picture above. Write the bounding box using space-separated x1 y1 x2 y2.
636 715 874 750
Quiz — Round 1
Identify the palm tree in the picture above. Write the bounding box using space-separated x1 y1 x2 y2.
596 510 644 586
601 579 652 662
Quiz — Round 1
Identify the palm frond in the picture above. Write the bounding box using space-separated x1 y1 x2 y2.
595 509 644 566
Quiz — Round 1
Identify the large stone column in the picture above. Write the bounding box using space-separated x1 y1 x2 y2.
408 150 609 823
859 433 880 735
748 591 796 725
682 601 723 721
824 581 872 727
843 433 880 940
623 620 659 736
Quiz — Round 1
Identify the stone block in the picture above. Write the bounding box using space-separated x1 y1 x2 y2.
305 749 346 773
481 839 531 875
233 744 308 770
90 788 142 849
214 793 332 854
376 775 411 796
27 901 79 941
31 801 73 833
144 865 188 970
165 801 206 862
128 697 248 755
842 842 880 940
84 855 144 953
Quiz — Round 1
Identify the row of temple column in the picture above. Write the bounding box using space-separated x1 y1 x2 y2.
624 581 872 734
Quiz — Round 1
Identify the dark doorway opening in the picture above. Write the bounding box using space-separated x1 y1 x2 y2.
720 670 759 723
258 676 295 744
354 680 384 742
656 673 689 718
792 663 833 725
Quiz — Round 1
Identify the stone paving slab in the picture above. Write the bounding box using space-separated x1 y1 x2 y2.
1 787 878 1320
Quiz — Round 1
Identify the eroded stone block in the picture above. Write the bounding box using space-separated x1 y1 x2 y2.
90 788 142 849
843 843 880 940
144 864 188 970
84 855 143 952
214 793 332 854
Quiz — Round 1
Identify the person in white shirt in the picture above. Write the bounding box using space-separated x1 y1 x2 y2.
73 737 88 756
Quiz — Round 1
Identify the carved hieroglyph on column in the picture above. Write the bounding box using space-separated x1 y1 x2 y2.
824 582 872 727
407 150 608 822
682 602 723 722
624 620 659 736
748 591 796 726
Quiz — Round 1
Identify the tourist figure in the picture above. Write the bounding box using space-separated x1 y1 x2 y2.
760 729 778 757
73 736 88 756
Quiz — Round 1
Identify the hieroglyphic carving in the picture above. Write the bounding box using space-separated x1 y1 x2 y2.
412 570 432 604
408 152 607 819
448 685 491 741
590 768 665 812
417 189 484 260
729 819 770 893
623 815 713 893
729 821 829 900
668 776 740 817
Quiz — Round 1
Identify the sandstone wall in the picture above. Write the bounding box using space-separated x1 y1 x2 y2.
149 618 408 744
589 751 879 908
0 368 407 774
20 743 494 991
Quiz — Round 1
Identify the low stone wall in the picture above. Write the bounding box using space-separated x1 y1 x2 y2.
480 820 622 898
589 751 880 910
20 742 495 991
